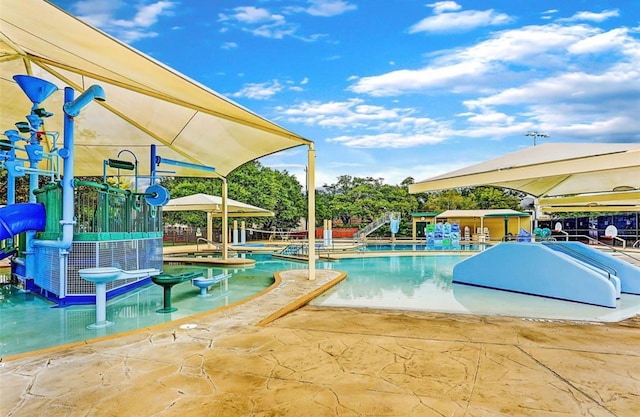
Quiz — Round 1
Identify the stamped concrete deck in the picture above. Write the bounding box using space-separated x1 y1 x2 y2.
2 268 639 417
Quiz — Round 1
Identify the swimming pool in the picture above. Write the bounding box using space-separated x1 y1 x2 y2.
310 255 640 323
0 263 275 357
363 243 486 251
3 252 640 357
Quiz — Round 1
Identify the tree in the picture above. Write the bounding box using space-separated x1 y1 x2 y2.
466 186 523 210
160 161 306 230
421 189 472 211
320 176 419 234
0 170 31 204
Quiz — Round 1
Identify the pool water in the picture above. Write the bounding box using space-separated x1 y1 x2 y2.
3 253 640 357
311 255 640 323
0 263 274 357
363 243 485 251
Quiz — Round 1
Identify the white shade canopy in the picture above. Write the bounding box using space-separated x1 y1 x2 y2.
409 143 640 212
0 0 311 179
163 193 273 217
435 209 530 219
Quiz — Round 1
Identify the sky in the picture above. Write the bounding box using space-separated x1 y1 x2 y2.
49 0 640 189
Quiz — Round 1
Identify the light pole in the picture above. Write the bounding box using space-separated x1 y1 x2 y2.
525 131 549 146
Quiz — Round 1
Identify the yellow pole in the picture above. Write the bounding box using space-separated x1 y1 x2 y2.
221 178 229 260
207 212 212 249
307 144 316 280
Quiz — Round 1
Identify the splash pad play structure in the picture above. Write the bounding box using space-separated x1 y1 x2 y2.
0 75 215 307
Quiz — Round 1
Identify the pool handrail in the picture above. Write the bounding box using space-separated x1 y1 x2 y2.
542 241 618 282
196 237 221 252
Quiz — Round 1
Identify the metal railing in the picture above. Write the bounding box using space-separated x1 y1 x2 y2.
542 241 618 282
279 242 332 258
196 237 221 252
34 180 162 241
354 212 398 240
540 233 640 266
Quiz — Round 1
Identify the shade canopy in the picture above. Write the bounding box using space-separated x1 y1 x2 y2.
0 0 311 179
409 143 640 212
538 191 640 213
163 193 273 218
436 209 530 219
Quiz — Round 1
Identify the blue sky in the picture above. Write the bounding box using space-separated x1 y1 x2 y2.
49 0 640 188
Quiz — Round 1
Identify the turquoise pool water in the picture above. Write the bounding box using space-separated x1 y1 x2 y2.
311 255 640 323
363 243 485 251
0 263 275 357
3 253 640 357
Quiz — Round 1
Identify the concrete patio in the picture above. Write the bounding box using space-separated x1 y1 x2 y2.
2 268 639 416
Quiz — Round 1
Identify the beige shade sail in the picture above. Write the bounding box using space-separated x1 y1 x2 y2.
0 0 312 179
409 143 640 211
163 193 273 217
435 209 530 219
538 191 640 213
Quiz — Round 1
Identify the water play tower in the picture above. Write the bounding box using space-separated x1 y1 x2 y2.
0 75 175 305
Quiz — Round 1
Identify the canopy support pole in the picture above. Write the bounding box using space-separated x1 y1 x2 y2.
222 178 229 260
307 144 316 280
207 212 213 249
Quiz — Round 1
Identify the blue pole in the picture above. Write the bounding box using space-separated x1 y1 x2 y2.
7 171 15 205
150 144 157 184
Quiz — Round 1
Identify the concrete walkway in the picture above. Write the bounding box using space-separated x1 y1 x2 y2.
2 269 639 417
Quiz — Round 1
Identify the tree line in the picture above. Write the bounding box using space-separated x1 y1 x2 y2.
1 161 524 236
160 161 524 236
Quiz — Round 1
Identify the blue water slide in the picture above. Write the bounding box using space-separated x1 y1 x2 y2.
542 241 640 295
453 242 618 308
0 203 46 241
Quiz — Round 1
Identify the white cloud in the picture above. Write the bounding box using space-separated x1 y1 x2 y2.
218 6 295 39
221 42 238 50
232 80 284 100
466 69 639 109
251 24 297 39
219 2 353 40
462 63 640 142
409 5 512 34
558 9 620 23
72 0 176 43
279 98 413 128
112 1 175 28
351 24 602 96
72 0 121 25
327 132 446 148
568 28 629 54
459 109 515 125
428 1 462 14
279 99 452 148
220 6 280 24
350 60 488 96
306 0 357 17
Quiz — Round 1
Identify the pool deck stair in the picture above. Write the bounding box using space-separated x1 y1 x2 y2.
453 242 620 308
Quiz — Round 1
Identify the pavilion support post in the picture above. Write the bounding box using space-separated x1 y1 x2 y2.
233 220 238 244
307 144 316 280
222 178 229 260
207 212 213 249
